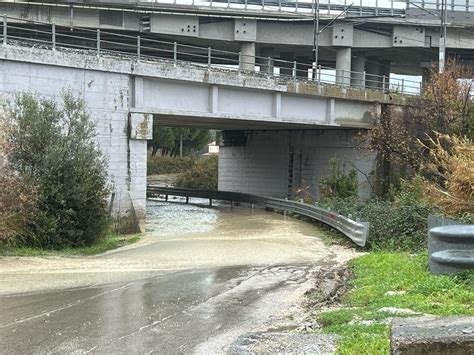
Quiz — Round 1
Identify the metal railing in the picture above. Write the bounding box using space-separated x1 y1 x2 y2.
147 185 369 246
0 15 422 96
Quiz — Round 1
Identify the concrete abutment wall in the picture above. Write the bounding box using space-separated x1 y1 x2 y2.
218 130 376 199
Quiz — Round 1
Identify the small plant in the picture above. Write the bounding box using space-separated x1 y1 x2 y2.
320 158 358 199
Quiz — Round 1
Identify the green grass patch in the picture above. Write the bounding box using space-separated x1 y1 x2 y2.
1 233 141 257
314 252 473 354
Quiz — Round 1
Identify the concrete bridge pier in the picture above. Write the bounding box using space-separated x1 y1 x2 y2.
351 56 366 89
240 42 256 71
336 47 351 86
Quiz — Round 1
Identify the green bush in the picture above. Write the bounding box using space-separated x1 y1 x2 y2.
147 154 196 175
3 92 109 249
322 196 430 251
175 156 218 191
320 158 358 199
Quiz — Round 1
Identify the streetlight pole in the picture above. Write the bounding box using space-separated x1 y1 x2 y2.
312 0 320 79
439 0 447 73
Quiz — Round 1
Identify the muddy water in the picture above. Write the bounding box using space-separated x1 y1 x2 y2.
0 200 341 295
0 200 357 354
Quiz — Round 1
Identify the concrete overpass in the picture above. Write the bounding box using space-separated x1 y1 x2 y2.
1 0 474 79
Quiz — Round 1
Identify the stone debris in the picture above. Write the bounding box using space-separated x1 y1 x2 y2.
229 332 337 354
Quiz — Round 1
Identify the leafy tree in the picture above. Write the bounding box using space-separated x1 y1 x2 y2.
2 91 109 248
150 127 212 156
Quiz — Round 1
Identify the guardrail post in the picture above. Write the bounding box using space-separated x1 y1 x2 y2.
137 36 141 61
238 52 242 73
293 60 297 80
52 23 56 50
317 65 321 84
267 57 271 78
96 29 100 57
362 70 366 89
401 78 405 94
208 47 212 69
382 74 386 93
3 15 7 46
173 42 177 65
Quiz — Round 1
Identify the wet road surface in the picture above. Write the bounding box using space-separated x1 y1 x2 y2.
0 200 355 353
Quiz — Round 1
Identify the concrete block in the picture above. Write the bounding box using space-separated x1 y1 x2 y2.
391 316 474 354
129 113 153 140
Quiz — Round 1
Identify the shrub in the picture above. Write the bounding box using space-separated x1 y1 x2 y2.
322 183 431 251
320 158 358 199
419 133 473 218
0 127 37 246
2 91 109 249
175 156 218 190
147 154 196 175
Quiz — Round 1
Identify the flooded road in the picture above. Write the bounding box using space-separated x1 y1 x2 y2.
0 200 357 353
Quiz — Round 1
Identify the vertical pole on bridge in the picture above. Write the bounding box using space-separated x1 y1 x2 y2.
317 65 321 84
209 199 212 206
186 197 189 204
173 42 177 65
2 15 7 46
96 29 101 57
293 60 297 80
401 78 405 95
208 47 212 69
267 57 272 78
52 23 56 50
137 36 141 62
238 52 242 73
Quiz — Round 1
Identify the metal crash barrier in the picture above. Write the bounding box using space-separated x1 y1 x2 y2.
147 185 369 247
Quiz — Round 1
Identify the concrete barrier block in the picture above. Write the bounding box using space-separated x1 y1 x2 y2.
391 316 474 355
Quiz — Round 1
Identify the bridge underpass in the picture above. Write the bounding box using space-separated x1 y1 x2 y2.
0 36 382 230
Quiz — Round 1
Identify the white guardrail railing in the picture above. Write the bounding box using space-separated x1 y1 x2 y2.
147 185 369 246
1 14 421 95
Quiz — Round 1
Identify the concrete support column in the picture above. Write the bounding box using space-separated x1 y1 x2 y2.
351 55 366 89
240 42 256 72
336 47 351 86
366 59 390 91
258 47 274 75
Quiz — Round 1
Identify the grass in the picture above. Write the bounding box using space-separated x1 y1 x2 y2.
0 233 141 257
314 252 474 354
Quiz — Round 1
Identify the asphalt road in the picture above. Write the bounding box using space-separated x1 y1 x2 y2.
0 201 354 354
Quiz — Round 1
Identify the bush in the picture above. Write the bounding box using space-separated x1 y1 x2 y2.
0 131 38 246
147 154 196 175
320 158 358 199
175 156 218 190
322 184 431 251
2 92 109 249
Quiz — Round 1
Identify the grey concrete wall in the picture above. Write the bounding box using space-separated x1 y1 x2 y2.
218 130 375 199
0 60 147 229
